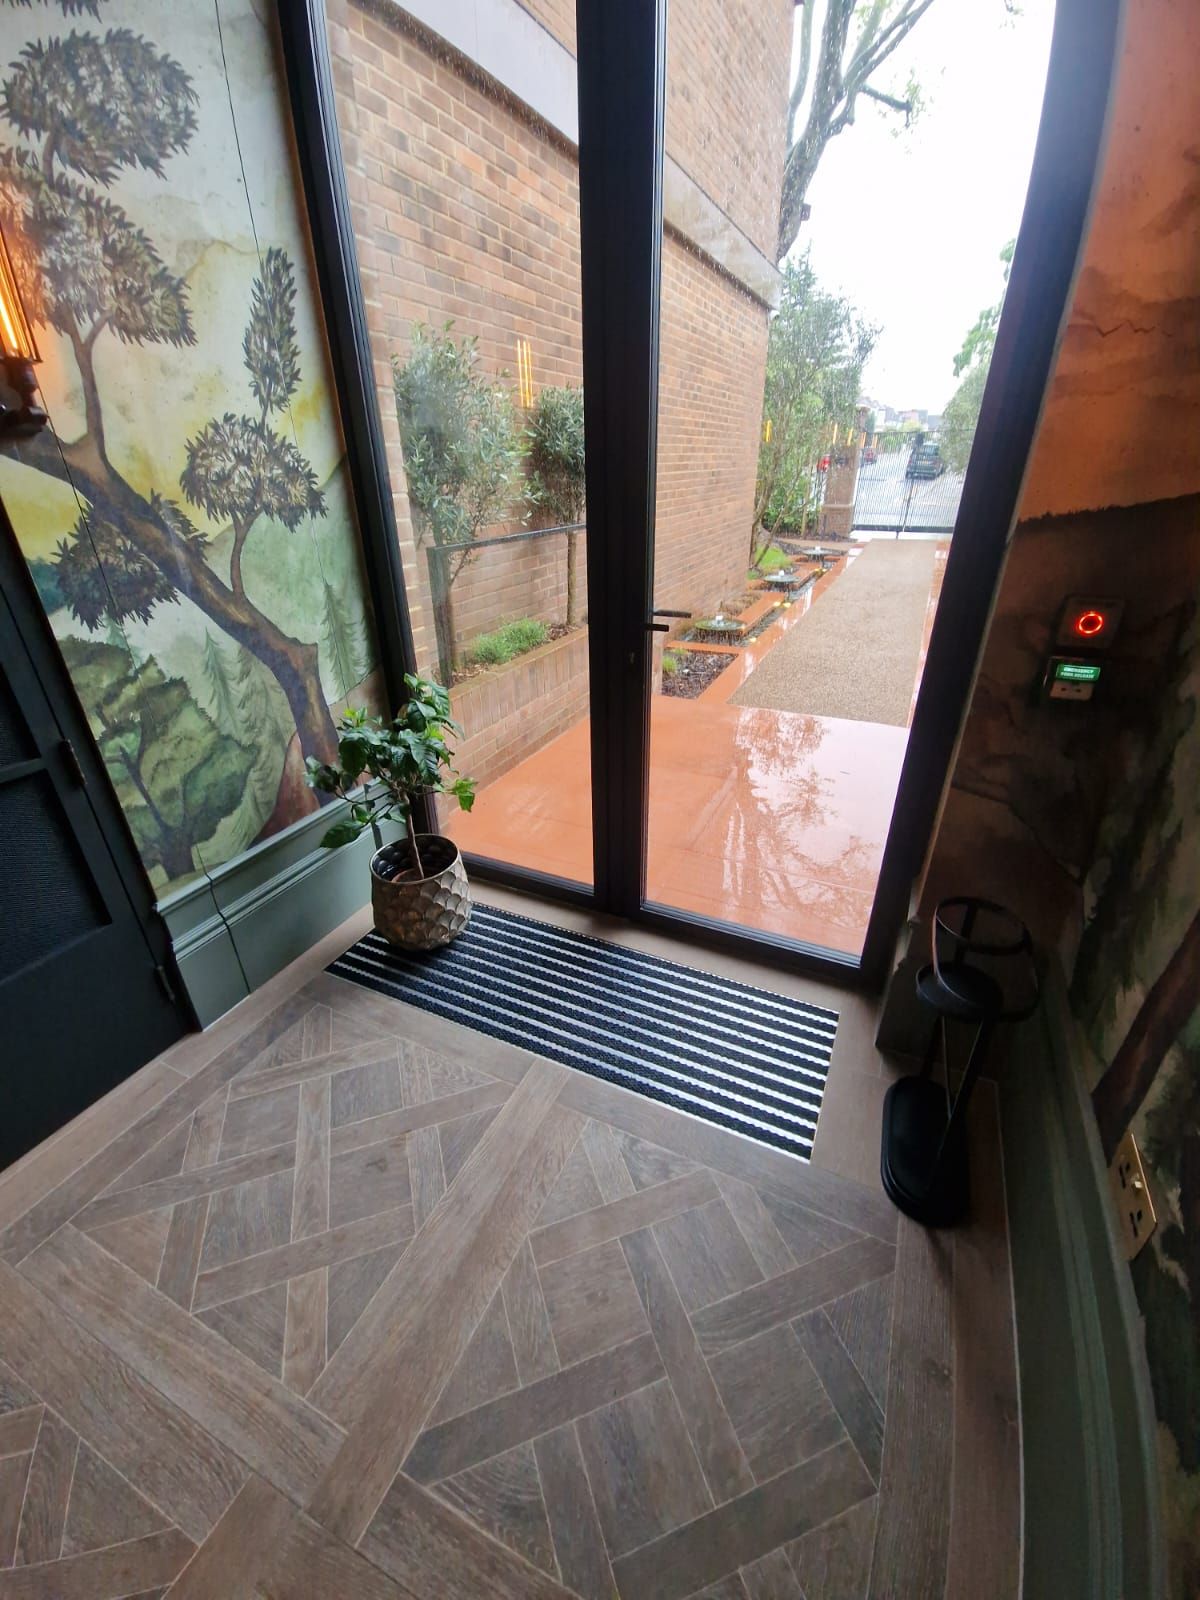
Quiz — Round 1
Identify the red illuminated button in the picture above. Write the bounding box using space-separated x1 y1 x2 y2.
1074 609 1105 638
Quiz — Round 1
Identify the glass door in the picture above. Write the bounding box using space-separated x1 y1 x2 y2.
638 0 1071 971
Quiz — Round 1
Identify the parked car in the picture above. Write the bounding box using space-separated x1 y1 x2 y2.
906 441 946 479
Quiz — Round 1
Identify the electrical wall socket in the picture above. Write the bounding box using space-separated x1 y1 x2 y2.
1108 1129 1157 1261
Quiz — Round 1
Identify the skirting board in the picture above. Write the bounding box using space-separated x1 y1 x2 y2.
1001 963 1164 1600
157 803 398 1026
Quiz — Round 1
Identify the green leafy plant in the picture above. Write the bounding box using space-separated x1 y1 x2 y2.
305 675 476 880
527 385 585 625
393 324 526 679
661 650 681 677
751 545 792 576
753 252 876 561
467 617 549 667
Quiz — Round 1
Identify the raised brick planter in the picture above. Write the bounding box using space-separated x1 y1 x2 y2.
451 627 589 790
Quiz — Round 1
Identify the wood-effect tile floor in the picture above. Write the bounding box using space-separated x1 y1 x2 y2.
0 907 1019 1599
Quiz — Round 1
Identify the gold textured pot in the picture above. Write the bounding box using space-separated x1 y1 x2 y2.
370 834 471 951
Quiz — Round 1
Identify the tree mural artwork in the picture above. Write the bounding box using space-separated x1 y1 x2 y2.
61 636 253 883
0 19 341 788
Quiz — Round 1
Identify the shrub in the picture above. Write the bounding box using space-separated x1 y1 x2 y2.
661 650 681 677
527 386 586 627
467 618 549 667
751 545 791 576
393 324 526 679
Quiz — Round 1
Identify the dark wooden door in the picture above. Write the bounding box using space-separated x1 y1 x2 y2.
0 511 189 1169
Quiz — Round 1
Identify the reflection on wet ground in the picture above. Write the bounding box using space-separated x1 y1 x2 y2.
446 701 906 956
445 542 944 958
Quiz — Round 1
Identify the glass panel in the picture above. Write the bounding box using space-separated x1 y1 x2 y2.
326 3 591 885
647 0 1054 956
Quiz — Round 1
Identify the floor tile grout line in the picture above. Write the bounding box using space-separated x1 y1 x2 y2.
193 1209 416 1315
389 1471 592 1600
864 1222 908 1598
9 1402 42 1553
792 1312 879 1493
81 1140 300 1221
639 1221 757 1500
1 1000 318 1252
812 1296 888 1427
713 1172 800 1279
6 1524 193 1573
55 1420 80 1563
330 1078 513 1139
528 1170 721 1265
609 1436 875 1570
517 1404 567 1588
685 1235 895 1343
184 1195 212 1314
418 1371 667 1491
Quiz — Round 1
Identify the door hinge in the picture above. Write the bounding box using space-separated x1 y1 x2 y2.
154 964 180 1007
60 739 87 787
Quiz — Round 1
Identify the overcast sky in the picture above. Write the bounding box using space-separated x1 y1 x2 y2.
792 0 1056 413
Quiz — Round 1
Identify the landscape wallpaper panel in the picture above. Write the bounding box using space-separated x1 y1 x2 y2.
1071 588 1200 1598
0 0 381 895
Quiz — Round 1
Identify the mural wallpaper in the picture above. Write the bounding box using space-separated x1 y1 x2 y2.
1071 587 1200 1599
0 0 381 895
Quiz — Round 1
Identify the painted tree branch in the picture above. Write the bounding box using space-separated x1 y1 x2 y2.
1092 907 1200 1160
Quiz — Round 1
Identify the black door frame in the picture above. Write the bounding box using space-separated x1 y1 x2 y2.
279 0 1122 989
0 502 189 1012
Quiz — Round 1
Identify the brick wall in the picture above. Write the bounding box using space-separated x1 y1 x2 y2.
446 627 590 791
654 239 768 615
446 526 588 655
329 0 779 781
514 0 792 259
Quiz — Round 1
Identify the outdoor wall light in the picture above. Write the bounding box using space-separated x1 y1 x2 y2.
0 221 46 438
516 336 534 409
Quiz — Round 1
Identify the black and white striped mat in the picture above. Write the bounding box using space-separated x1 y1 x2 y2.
328 904 837 1160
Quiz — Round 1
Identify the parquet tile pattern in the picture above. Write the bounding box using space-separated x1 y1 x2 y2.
0 972 984 1599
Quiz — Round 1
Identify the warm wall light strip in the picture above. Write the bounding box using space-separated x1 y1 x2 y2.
516 336 534 408
0 225 37 363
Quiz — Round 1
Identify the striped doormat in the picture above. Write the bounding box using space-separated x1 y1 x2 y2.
328 903 837 1160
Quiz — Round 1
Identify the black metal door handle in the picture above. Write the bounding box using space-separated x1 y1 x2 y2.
646 609 692 632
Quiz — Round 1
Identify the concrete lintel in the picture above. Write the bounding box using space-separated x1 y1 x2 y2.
384 0 782 308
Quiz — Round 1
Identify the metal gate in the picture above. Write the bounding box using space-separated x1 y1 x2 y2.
852 444 965 537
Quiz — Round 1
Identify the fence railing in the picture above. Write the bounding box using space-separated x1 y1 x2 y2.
424 521 587 685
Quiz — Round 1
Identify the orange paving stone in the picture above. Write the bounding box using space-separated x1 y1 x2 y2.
445 697 906 957
444 539 945 958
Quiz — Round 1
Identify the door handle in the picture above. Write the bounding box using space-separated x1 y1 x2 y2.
646 609 692 633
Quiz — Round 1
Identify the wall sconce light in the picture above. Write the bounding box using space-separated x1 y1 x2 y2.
0 221 45 438
516 336 534 409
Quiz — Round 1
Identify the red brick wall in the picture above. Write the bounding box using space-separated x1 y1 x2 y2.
448 527 588 654
446 627 590 791
654 240 768 616
329 0 777 778
514 0 792 258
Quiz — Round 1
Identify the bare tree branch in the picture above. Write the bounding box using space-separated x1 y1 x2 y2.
859 83 912 114
777 0 940 260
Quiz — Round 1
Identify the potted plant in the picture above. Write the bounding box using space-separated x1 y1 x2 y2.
305 675 477 951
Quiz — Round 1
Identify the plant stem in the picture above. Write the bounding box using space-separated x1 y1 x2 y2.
405 807 425 878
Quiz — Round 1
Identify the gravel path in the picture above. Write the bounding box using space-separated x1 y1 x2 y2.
730 540 937 726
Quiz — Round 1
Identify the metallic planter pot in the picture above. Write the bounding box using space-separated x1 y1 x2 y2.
370 834 471 951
